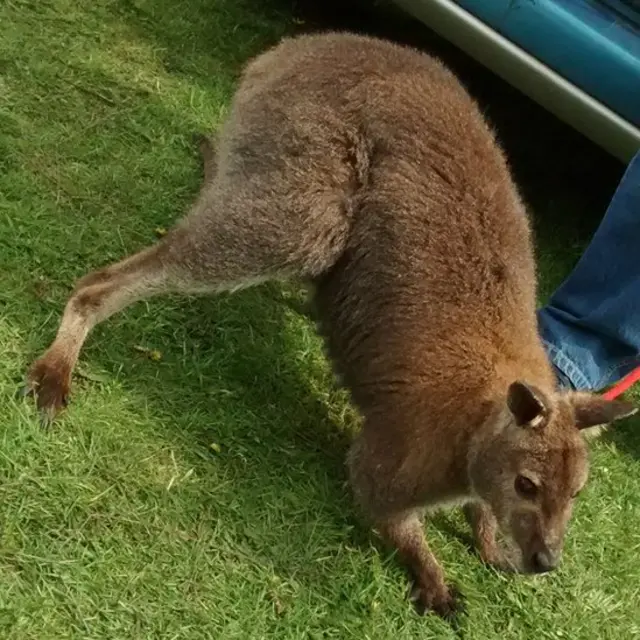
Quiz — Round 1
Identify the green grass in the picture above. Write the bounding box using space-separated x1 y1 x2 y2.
1 1 640 638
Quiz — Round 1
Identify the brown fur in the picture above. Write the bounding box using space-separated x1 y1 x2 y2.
26 32 636 618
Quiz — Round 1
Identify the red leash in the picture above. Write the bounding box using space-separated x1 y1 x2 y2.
602 365 640 400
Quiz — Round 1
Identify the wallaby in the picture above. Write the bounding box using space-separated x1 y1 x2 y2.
25 32 636 618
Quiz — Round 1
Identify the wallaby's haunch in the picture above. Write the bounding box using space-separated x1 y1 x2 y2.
26 33 636 618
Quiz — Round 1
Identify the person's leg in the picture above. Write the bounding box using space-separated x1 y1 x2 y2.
538 151 640 391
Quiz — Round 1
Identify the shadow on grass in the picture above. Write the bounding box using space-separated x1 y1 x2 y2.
111 0 293 89
78 285 362 577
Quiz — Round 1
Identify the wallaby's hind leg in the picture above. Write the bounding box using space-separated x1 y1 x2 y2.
25 232 210 425
25 136 225 425
26 124 353 424
25 211 283 426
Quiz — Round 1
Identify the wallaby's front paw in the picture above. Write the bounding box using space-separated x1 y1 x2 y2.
485 554 517 574
23 356 71 427
477 545 514 572
475 542 523 574
410 582 465 620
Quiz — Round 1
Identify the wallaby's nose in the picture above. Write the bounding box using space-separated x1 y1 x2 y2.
531 549 559 573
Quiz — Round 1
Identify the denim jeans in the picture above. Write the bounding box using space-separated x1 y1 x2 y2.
538 151 640 391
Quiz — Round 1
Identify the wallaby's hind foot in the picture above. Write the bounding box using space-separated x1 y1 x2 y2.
26 112 353 424
22 358 70 428
24 242 177 425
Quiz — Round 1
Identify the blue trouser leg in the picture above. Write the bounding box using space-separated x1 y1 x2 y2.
538 151 640 391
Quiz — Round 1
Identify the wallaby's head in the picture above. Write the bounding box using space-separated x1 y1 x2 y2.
469 381 636 573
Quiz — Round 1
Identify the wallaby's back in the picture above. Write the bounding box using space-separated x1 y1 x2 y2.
237 33 551 411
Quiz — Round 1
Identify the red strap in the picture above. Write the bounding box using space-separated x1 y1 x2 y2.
602 365 640 400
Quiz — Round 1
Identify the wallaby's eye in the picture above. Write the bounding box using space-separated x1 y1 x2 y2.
515 475 538 500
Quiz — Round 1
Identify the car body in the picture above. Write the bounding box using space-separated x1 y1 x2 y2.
391 0 640 162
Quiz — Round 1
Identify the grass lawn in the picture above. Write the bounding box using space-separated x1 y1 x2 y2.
1 1 640 638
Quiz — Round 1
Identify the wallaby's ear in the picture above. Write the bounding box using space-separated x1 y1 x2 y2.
572 394 637 430
507 381 547 427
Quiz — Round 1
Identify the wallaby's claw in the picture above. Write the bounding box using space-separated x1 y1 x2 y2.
476 546 515 573
38 406 60 430
487 555 518 574
23 357 70 426
442 584 467 622
410 582 466 621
